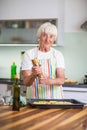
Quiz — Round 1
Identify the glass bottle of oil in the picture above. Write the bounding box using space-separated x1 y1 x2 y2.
12 75 20 111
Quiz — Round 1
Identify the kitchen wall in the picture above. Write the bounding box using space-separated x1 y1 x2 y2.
0 0 87 83
64 0 87 83
64 32 87 83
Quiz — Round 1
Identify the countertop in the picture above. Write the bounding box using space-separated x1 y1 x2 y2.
0 78 23 85
0 105 87 130
63 83 87 88
0 78 87 88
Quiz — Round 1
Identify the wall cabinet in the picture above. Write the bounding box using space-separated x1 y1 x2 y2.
0 19 57 46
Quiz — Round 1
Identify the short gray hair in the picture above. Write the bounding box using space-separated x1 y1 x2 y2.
37 22 57 41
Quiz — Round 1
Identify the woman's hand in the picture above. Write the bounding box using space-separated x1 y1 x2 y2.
39 77 53 85
32 65 42 77
39 68 65 86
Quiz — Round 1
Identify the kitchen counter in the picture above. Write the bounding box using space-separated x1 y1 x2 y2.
63 83 87 88
0 78 87 88
0 105 87 130
0 78 23 85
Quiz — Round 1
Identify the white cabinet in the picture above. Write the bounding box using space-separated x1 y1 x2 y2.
8 84 27 96
63 87 87 103
0 84 12 104
20 85 27 97
0 83 26 105
0 84 8 97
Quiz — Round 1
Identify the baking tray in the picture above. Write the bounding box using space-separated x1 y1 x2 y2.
28 99 85 109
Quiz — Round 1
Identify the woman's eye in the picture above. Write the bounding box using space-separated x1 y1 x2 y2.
43 34 46 37
50 35 53 38
42 33 54 39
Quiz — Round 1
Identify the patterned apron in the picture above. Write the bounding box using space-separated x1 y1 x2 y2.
26 48 63 99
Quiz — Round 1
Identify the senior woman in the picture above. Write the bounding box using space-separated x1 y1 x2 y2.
22 22 65 99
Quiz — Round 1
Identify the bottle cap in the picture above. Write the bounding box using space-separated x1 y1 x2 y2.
13 62 16 64
14 74 20 79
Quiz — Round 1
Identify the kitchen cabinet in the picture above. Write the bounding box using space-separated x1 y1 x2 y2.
0 82 26 105
0 18 57 46
63 86 87 103
20 85 27 97
0 83 11 104
7 84 27 97
0 84 8 97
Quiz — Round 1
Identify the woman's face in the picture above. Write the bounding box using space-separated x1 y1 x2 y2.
39 32 55 51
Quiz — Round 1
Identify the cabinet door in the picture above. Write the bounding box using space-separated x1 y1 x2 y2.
20 85 27 96
0 19 57 46
63 90 87 103
0 84 8 96
7 84 27 97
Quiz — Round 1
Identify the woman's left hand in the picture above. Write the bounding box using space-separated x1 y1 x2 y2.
39 77 53 85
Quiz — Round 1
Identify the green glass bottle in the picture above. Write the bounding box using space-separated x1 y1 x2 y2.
12 75 20 111
11 62 17 80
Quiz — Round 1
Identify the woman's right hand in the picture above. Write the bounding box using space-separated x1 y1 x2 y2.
32 65 42 77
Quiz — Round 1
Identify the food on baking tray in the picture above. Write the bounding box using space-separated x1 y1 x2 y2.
33 101 72 105
64 78 77 84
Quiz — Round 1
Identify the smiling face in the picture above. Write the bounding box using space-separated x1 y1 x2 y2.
39 32 55 52
37 22 57 52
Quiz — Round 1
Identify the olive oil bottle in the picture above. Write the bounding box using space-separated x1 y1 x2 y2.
12 75 20 111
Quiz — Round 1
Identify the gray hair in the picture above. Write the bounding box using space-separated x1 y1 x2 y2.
37 22 57 41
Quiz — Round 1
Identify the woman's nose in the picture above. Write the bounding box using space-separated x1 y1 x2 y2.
46 35 50 41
